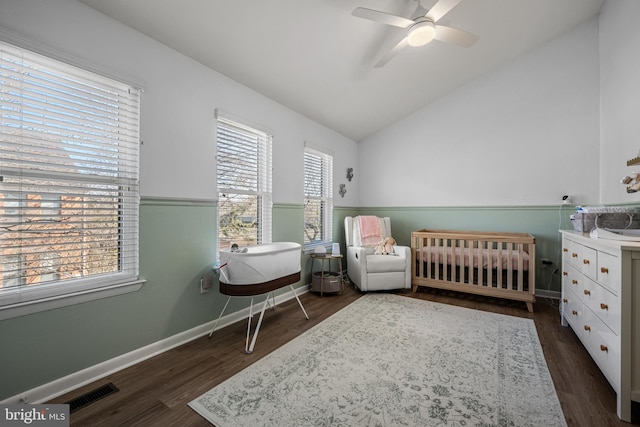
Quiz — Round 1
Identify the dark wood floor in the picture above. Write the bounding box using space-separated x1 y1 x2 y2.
51 284 639 426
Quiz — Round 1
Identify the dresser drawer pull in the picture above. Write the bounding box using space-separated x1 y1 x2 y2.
563 248 569 252
584 325 591 331
563 271 568 276
563 298 568 303
572 310 578 316
600 344 608 353
583 290 591 296
572 253 578 258
600 267 609 274
583 259 590 265
572 280 578 285
600 303 609 311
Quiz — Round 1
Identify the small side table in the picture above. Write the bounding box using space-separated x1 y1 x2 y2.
310 253 344 296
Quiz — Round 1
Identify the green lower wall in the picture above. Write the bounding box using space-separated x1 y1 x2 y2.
0 200 311 400
0 201 579 400
0 198 220 400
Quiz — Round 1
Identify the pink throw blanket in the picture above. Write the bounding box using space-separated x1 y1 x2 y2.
358 216 381 246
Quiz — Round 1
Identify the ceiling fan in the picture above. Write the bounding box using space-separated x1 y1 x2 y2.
352 0 478 67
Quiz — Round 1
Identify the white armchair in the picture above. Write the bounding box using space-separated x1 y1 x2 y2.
344 216 411 292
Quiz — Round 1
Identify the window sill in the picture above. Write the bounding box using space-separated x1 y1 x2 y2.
0 279 147 321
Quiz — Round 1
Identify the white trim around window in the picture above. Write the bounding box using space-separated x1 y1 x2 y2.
0 38 143 319
303 145 333 251
216 114 273 250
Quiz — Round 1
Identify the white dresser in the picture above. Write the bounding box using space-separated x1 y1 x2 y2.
560 230 640 422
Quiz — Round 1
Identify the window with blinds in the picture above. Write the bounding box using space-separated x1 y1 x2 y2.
216 115 272 250
304 147 333 249
0 40 140 309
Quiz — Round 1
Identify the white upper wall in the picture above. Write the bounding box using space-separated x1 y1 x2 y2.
358 18 600 207
3 0 636 210
599 0 640 204
0 0 359 206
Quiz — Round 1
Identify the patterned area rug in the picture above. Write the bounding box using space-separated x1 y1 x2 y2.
189 294 566 427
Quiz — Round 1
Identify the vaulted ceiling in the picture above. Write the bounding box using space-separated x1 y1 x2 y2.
78 0 604 141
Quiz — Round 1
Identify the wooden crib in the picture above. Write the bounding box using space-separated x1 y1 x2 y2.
411 229 536 312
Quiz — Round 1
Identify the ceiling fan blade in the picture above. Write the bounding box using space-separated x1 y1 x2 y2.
374 36 409 68
434 25 478 47
425 0 463 23
352 7 414 29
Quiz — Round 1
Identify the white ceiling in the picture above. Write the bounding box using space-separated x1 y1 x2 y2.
78 0 604 142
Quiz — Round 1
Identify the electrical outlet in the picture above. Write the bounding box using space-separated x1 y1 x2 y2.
200 273 214 294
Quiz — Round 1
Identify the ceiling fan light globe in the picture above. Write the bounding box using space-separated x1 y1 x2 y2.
408 21 435 47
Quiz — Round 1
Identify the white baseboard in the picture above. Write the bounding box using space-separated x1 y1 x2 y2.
2 285 310 405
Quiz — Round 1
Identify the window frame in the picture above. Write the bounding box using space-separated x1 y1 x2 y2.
215 113 273 251
303 145 333 252
0 38 143 320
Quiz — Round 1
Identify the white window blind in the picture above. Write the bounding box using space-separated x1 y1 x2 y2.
304 147 332 249
216 115 272 249
0 40 140 309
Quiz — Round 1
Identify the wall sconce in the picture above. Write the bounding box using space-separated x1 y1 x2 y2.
339 184 347 198
346 168 354 182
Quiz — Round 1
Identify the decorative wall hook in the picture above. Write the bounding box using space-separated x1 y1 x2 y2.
346 168 354 182
339 184 347 198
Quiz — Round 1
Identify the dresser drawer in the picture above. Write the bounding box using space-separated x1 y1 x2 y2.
597 251 620 294
581 245 598 280
562 286 582 330
562 241 572 267
566 239 582 269
583 277 621 335
581 307 620 389
563 264 584 301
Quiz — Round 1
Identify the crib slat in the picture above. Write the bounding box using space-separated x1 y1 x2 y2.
487 241 493 287
455 239 460 284
451 239 456 283
455 240 460 284
462 240 467 284
460 239 465 284
497 244 503 288
460 240 473 285
462 240 467 283
507 242 513 290
458 240 463 283
517 243 524 291
443 237 449 282
416 237 420 278
474 240 479 286
435 238 441 281
417 237 424 279
475 240 479 283
426 238 432 280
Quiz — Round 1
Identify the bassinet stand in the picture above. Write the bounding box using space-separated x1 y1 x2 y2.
208 268 308 354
